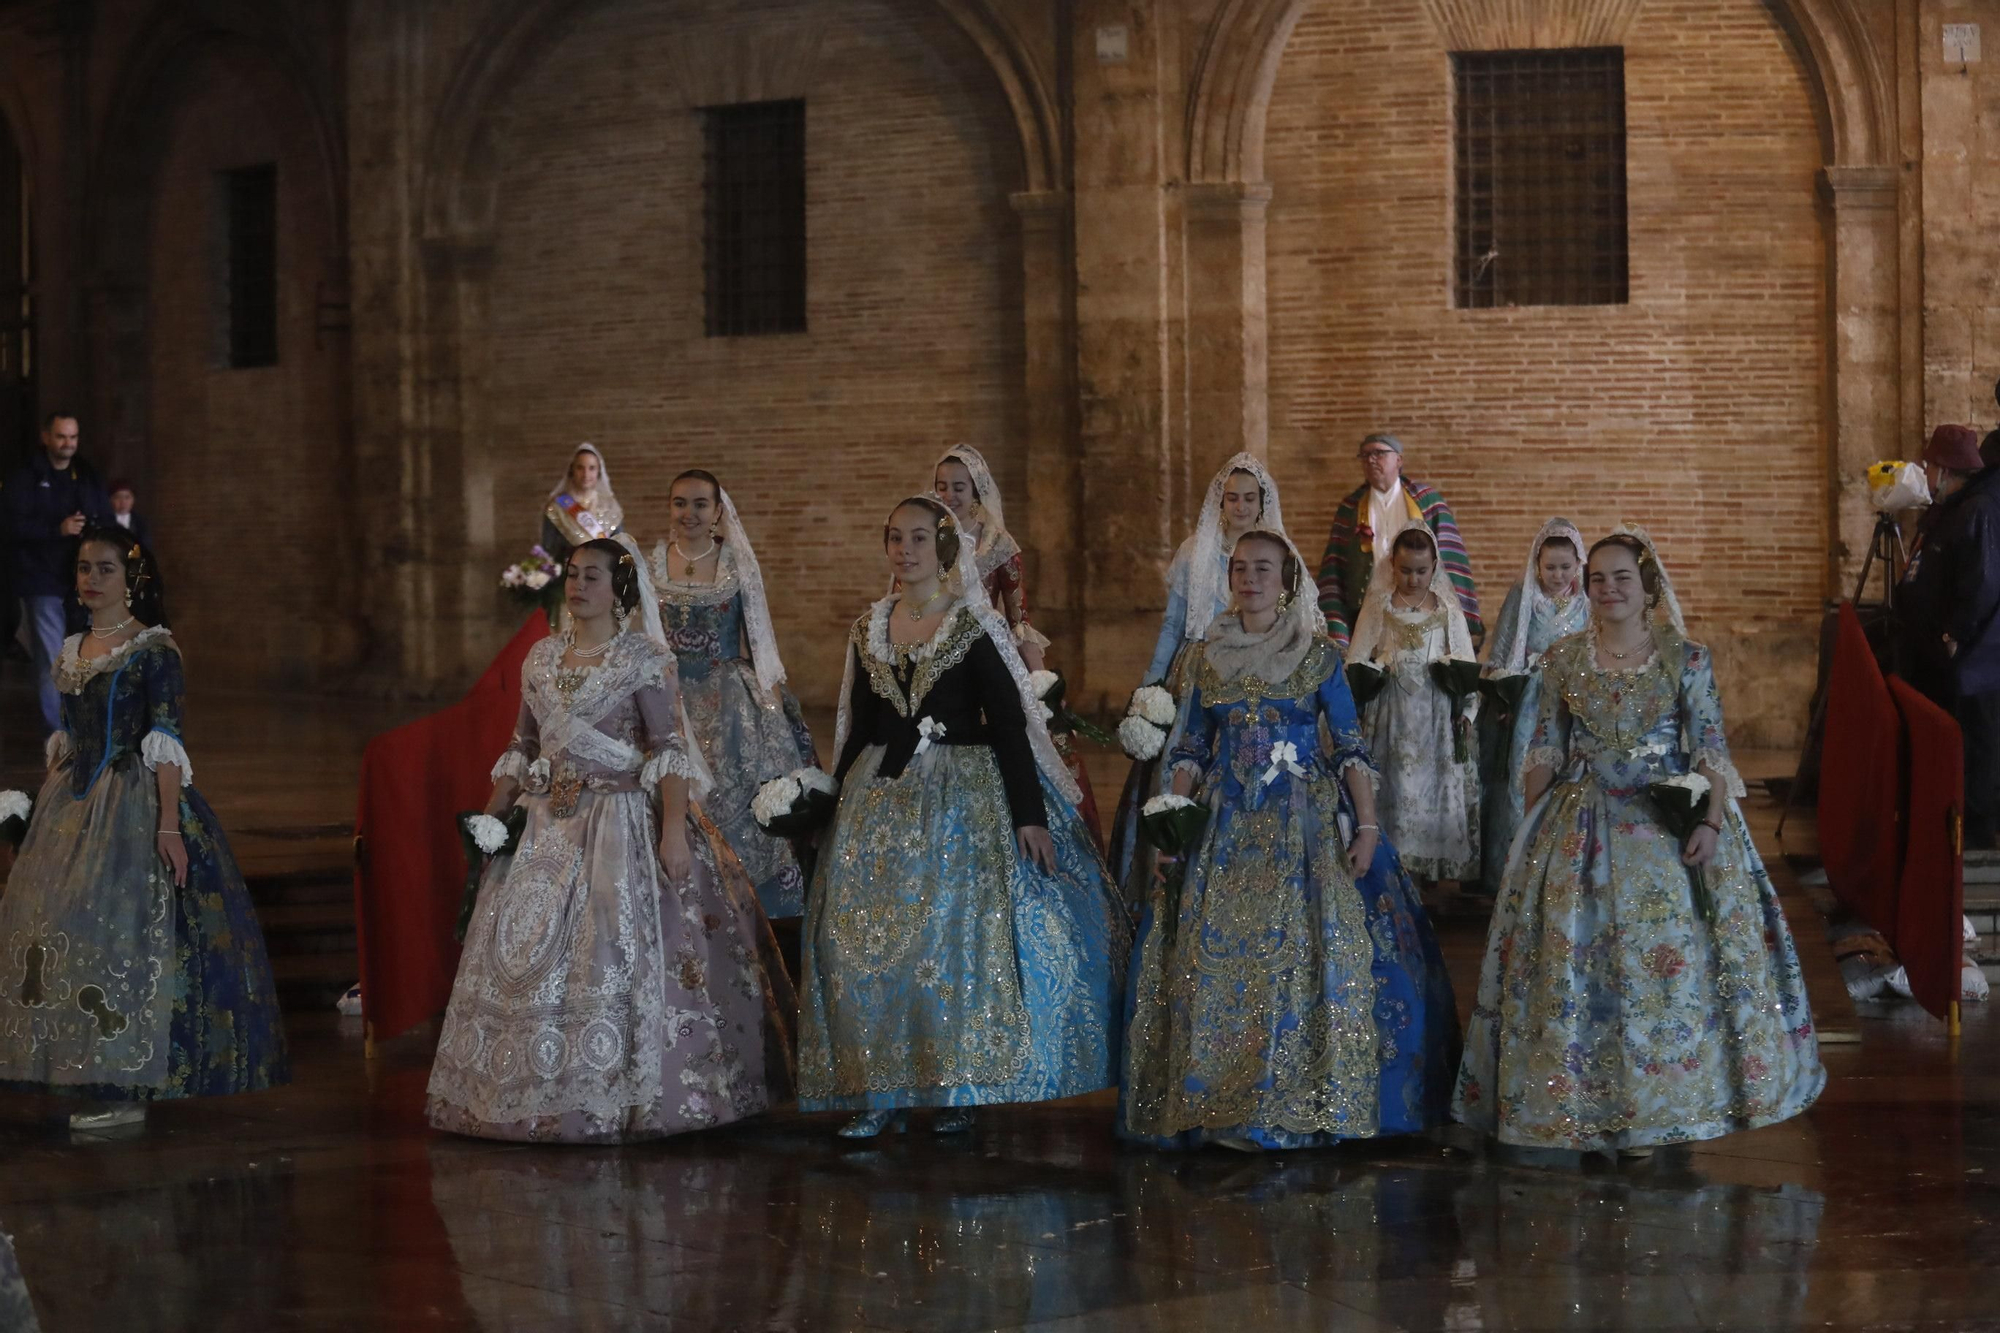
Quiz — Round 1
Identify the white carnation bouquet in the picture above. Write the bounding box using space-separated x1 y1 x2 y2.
0 789 30 847
1119 684 1177 760
753 766 839 838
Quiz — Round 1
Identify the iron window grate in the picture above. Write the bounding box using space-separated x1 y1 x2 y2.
1453 47 1628 309
703 100 807 338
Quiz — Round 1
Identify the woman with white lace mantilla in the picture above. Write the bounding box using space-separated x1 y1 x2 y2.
1107 453 1285 906
426 533 795 1143
1120 529 1459 1151
932 444 1104 844
1453 529 1824 1155
796 495 1128 1139
539 442 624 568
650 469 817 921
0 528 287 1131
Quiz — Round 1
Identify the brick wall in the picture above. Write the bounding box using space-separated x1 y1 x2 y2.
142 40 356 691
477 0 1027 706
1263 0 1829 745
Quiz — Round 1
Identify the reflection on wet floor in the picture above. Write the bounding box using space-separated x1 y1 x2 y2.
3 992 1989 1332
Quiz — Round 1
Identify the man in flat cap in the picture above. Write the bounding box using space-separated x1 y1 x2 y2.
1315 432 1481 648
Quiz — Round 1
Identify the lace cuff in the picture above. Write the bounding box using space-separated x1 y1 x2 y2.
491 749 532 784
44 731 71 771
1335 754 1380 791
1693 748 1747 801
140 730 194 786
1014 622 1052 651
640 745 700 794
1520 746 1564 785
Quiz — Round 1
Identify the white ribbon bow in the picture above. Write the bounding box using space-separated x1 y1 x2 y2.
916 717 948 756
1260 740 1307 787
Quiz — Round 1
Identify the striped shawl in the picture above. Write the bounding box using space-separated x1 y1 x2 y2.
1314 478 1481 646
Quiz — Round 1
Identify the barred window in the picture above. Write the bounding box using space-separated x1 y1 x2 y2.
219 163 279 367
1453 48 1627 309
703 100 807 337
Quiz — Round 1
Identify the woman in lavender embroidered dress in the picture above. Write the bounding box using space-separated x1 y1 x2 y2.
0 530 287 1131
651 470 816 920
1107 454 1285 904
797 496 1127 1139
1477 518 1589 893
1121 529 1459 1150
427 534 794 1143
1453 530 1824 1154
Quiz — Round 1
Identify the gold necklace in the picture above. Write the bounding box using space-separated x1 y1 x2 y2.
903 585 946 621
671 538 718 578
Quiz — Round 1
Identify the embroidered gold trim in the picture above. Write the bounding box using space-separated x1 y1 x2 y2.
1196 639 1339 709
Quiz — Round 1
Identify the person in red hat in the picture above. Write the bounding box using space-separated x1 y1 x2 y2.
1903 422 2000 849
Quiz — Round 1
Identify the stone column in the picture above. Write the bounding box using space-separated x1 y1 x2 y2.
1819 165 1902 595
1011 188 1083 673
1070 0 1175 710
1182 180 1272 467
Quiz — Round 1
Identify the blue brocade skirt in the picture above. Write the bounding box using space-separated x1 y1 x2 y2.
796 743 1128 1112
0 755 289 1101
1120 771 1459 1149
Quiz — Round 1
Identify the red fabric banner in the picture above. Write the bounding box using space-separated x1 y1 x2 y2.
1817 602 1905 929
1888 676 1966 1021
352 616 550 1040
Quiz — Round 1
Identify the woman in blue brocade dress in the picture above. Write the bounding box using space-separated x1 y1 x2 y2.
1107 454 1285 906
1477 518 1589 894
0 530 287 1130
1121 529 1458 1151
1453 530 1824 1155
651 470 817 920
797 496 1128 1139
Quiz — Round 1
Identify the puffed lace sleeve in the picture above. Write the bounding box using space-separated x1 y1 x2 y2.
632 651 699 793
1679 640 1747 800
139 643 194 787
489 693 542 784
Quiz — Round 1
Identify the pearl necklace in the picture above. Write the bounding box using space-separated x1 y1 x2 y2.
567 634 614 659
90 617 135 640
671 539 718 578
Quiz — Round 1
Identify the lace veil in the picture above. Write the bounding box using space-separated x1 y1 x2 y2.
1496 517 1586 675
1175 453 1287 642
1346 525 1475 666
558 531 714 800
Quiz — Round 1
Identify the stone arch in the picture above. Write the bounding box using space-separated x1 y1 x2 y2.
422 0 1060 244
78 1 358 684
1186 0 1893 183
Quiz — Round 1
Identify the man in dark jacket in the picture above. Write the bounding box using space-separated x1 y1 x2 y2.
1906 423 2000 849
3 412 112 732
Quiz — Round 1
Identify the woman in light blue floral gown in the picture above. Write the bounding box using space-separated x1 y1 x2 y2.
1477 518 1589 893
1107 454 1284 906
1121 529 1459 1151
797 497 1128 1139
650 470 817 920
1453 530 1824 1155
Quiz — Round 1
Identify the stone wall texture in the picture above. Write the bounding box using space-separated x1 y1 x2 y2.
0 0 1973 747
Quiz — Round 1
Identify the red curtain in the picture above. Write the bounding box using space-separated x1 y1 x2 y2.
352 616 550 1040
1888 676 1966 1020
1817 602 1905 930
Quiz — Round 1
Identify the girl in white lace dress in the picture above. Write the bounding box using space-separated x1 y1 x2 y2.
426 535 794 1143
1347 527 1481 883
